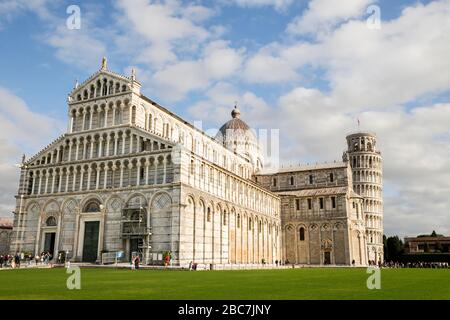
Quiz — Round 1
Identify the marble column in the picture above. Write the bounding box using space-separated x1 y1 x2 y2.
87 168 92 191
68 142 73 162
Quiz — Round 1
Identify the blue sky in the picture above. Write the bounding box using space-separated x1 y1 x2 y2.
0 0 449 237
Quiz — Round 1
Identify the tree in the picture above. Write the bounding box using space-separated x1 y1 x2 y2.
385 236 404 262
418 230 443 238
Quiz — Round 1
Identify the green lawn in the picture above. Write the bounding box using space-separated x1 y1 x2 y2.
0 267 448 300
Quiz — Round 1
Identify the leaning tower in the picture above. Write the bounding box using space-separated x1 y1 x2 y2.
345 132 384 264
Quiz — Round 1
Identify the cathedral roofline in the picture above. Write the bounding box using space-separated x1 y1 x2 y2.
69 58 141 97
70 69 139 96
24 134 67 166
257 161 347 175
277 187 363 198
139 95 252 164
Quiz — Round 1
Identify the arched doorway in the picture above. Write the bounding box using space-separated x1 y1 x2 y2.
81 199 101 262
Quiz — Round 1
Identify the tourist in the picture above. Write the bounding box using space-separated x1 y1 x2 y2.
189 261 193 271
0 255 3 268
134 255 140 270
14 253 20 269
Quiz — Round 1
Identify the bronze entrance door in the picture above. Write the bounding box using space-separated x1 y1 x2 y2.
44 232 56 256
324 251 331 265
82 221 100 262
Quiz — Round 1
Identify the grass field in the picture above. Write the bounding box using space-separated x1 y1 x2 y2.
0 267 449 300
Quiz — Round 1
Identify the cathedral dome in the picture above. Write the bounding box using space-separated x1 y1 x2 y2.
217 106 251 136
215 106 263 172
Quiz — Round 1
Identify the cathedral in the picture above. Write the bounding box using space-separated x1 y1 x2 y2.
10 59 383 268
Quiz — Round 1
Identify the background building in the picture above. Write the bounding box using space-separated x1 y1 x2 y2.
0 218 13 255
405 236 450 254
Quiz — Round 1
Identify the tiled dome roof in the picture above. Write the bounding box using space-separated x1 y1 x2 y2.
217 106 251 138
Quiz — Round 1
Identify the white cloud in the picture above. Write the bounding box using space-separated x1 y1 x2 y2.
244 50 298 83
287 0 373 36
116 0 209 44
226 0 294 11
114 0 212 67
182 3 217 23
247 0 450 110
44 24 107 70
152 41 245 101
0 87 63 217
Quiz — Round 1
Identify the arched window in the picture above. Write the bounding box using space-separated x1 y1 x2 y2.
131 106 137 124
223 211 227 226
46 216 57 227
102 79 108 96
290 176 294 186
90 85 95 99
83 200 101 213
207 207 211 222
329 173 334 183
299 227 305 241
108 81 114 94
115 108 123 125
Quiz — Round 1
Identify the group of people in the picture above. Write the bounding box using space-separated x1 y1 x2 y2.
188 261 198 271
0 254 21 268
0 251 54 269
383 261 449 269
